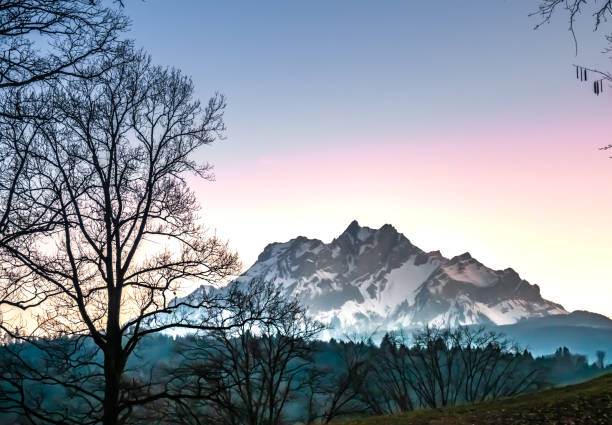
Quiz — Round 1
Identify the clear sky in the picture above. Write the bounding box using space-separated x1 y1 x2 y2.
125 1 611 318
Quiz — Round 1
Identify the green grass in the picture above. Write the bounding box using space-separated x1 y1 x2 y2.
338 373 612 425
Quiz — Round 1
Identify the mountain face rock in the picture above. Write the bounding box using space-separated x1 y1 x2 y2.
231 221 567 335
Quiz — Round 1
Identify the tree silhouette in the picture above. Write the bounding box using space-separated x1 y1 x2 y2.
534 1 612 93
534 1 612 155
172 281 323 425
0 0 129 269
0 48 280 425
0 0 128 93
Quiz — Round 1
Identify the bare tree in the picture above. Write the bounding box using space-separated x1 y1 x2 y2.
316 339 372 424
300 360 329 425
0 93 53 248
533 1 612 154
400 327 461 408
0 48 264 425
360 327 540 410
402 326 539 408
364 332 416 414
0 0 129 276
534 1 612 55
173 281 323 425
0 0 128 93
451 326 539 403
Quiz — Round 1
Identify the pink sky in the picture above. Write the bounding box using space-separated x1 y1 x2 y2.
191 110 612 319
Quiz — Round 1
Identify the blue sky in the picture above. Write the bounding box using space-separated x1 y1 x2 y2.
126 1 609 160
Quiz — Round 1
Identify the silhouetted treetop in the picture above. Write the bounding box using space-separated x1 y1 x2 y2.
0 0 129 91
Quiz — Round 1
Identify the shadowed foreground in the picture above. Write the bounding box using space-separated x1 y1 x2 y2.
337 373 612 425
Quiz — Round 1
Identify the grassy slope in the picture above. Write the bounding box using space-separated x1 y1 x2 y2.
339 373 612 425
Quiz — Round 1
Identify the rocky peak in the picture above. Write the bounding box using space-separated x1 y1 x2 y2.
449 252 473 263
222 221 568 335
343 219 361 236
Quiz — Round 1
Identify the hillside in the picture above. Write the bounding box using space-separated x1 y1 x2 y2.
338 373 612 425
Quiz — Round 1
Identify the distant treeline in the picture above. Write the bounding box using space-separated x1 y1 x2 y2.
1 325 608 424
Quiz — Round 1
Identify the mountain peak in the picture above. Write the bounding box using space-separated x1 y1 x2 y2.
343 220 361 235
450 252 473 263
338 220 377 243
379 223 397 234
341 221 400 239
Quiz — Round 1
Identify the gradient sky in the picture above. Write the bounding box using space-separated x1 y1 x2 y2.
125 1 611 318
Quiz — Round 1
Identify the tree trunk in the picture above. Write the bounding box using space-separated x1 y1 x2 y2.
103 289 123 425
103 343 122 425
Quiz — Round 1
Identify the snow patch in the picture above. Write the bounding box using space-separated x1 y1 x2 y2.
443 262 498 287
357 227 373 242
375 255 439 313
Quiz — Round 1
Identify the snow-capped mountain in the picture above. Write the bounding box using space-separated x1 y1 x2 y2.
228 220 567 335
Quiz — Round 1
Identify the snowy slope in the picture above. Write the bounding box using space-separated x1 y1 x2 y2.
218 221 568 335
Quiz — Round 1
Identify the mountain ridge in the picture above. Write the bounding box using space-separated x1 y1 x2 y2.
228 220 568 335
